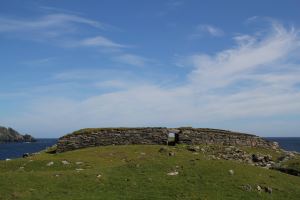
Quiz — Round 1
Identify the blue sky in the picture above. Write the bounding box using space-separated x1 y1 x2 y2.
0 0 300 137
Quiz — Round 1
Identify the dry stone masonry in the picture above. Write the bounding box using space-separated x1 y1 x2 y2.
56 127 279 153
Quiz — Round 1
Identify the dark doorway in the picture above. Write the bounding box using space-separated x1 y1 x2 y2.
168 132 179 146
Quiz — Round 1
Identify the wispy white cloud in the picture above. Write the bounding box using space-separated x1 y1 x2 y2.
0 13 125 51
77 36 127 49
114 54 149 67
3 22 300 137
21 57 56 67
0 13 104 33
190 24 224 38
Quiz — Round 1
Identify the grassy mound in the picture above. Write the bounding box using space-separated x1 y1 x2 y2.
0 145 300 200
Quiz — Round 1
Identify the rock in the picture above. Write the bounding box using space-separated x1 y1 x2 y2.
168 152 175 156
264 155 272 162
75 168 84 172
5 158 11 161
75 162 83 165
97 174 102 178
242 184 252 191
264 187 272 194
140 152 146 155
22 153 30 158
224 147 232 152
167 171 179 176
61 160 70 165
229 169 234 175
158 147 168 153
46 161 54 166
187 145 200 152
257 185 262 192
252 154 259 162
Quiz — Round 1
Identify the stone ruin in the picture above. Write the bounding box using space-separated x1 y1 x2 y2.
56 127 279 153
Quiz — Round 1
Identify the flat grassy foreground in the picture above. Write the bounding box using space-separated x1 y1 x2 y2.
0 145 300 200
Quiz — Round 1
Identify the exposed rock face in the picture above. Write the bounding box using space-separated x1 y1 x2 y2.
56 127 279 153
0 126 36 143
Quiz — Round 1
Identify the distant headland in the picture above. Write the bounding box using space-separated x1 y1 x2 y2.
0 126 36 143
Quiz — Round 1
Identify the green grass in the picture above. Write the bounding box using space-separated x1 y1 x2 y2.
0 145 300 200
281 158 300 171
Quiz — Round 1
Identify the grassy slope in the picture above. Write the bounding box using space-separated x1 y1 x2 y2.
0 145 300 200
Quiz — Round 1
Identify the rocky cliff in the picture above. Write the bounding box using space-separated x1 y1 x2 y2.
57 127 279 152
0 126 36 143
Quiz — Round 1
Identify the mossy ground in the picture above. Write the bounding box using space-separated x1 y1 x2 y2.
0 145 300 200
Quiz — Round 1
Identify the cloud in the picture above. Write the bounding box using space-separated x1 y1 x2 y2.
114 54 149 67
190 24 224 38
157 0 184 16
76 36 127 49
0 13 104 33
21 57 56 67
167 0 184 8
0 13 124 50
3 22 300 137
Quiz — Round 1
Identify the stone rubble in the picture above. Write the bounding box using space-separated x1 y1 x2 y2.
186 145 300 177
46 161 54 166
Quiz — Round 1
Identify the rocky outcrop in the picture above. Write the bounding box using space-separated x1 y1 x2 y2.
0 126 36 143
56 127 279 153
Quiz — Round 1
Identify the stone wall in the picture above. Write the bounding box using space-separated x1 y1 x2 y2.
57 127 168 152
56 127 279 153
177 128 277 149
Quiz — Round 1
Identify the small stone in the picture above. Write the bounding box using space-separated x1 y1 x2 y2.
46 161 54 166
229 169 234 175
167 171 179 176
5 158 11 161
257 185 262 192
224 147 232 152
140 152 146 155
22 153 30 158
265 187 272 194
97 174 102 178
187 145 200 152
75 162 83 165
61 160 70 165
168 152 175 156
242 184 252 191
158 147 168 153
75 168 84 172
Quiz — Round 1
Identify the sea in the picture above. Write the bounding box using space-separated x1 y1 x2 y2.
266 137 300 152
0 139 57 160
0 137 299 160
